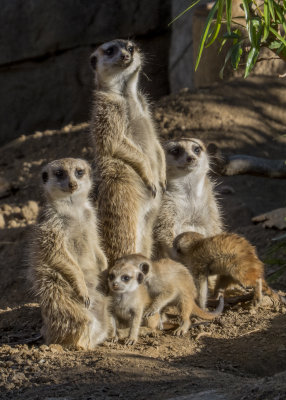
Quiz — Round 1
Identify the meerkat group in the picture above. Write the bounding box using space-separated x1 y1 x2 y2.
28 39 285 349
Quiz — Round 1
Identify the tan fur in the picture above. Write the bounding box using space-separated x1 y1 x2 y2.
153 138 222 259
116 254 223 336
28 158 111 349
173 231 285 308
108 258 160 345
89 39 166 266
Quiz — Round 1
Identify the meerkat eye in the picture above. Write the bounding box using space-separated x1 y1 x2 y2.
54 169 64 178
168 146 180 156
194 146 201 155
127 46 134 54
108 273 115 281
104 46 114 56
75 169 85 178
121 275 130 282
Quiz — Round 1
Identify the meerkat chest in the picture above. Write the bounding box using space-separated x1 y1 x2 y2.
112 293 134 321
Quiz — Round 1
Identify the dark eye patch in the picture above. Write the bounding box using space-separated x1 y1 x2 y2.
108 273 115 281
193 145 201 155
104 46 115 56
75 169 85 178
54 169 65 179
168 145 184 158
121 275 130 282
42 171 48 183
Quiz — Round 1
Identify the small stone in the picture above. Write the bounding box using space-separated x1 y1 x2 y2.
21 201 39 221
0 177 11 198
9 220 19 228
219 185 235 194
49 344 63 353
2 204 12 212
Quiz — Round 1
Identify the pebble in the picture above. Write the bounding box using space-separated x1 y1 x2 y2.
0 214 5 229
21 201 39 221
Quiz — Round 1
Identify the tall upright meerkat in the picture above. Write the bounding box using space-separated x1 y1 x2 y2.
28 158 111 349
153 138 223 259
173 231 286 308
89 39 166 266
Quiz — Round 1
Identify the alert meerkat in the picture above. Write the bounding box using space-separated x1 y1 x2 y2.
173 231 286 309
28 158 111 349
153 138 222 259
89 39 166 266
117 254 224 336
108 257 161 345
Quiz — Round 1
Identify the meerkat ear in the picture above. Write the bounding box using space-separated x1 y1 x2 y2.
137 272 144 284
42 170 48 183
139 262 150 275
90 54 97 70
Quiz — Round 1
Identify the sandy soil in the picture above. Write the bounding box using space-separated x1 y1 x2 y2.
0 75 286 400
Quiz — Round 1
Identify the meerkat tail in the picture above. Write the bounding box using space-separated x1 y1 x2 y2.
192 295 224 320
262 279 286 304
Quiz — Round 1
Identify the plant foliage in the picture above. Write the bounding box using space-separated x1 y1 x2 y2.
170 0 286 77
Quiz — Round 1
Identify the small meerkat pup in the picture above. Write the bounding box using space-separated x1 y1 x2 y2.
28 158 111 349
173 231 286 309
89 39 166 266
108 257 160 345
153 138 222 259
117 254 224 336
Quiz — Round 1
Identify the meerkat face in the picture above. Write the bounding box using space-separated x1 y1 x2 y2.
108 262 144 294
164 138 209 178
90 39 141 85
173 231 203 259
41 158 92 201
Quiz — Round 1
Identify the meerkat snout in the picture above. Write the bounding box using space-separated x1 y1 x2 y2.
108 264 144 293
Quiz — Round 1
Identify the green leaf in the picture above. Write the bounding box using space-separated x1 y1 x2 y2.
269 26 286 47
273 2 286 33
263 0 270 41
168 0 202 26
268 0 275 20
223 32 241 39
226 0 232 34
231 42 243 69
195 0 219 70
244 47 259 77
269 39 283 49
206 0 225 47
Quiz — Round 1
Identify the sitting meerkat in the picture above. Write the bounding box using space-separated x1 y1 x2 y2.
153 138 222 259
89 39 166 266
108 258 161 345
114 254 224 336
173 231 286 309
28 158 111 349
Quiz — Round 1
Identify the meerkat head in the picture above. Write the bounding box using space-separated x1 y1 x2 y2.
108 260 145 294
164 138 209 179
41 158 92 202
173 231 204 259
90 39 142 90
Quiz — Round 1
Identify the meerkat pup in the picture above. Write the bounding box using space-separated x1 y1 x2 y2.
153 138 222 259
115 254 224 336
28 158 111 349
89 39 166 266
173 231 286 309
108 256 161 345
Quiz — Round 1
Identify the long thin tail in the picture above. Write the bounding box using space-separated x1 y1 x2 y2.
192 295 224 320
262 279 286 305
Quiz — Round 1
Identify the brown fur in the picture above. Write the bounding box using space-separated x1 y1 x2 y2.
90 39 166 266
173 231 285 308
28 158 111 349
108 259 160 345
116 254 223 336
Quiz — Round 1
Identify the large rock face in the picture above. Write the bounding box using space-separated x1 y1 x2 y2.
0 0 171 145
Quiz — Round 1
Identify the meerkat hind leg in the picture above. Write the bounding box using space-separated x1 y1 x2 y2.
198 276 209 309
253 277 263 306
173 298 192 336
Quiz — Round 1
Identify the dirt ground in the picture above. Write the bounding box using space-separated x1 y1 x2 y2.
0 75 286 400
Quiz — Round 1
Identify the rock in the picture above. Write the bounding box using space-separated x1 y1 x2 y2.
252 207 286 230
49 344 64 353
0 177 11 198
0 214 5 229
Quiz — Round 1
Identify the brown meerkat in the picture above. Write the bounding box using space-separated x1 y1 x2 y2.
108 257 161 345
173 231 286 308
28 158 111 349
115 254 224 336
153 138 222 259
89 39 166 266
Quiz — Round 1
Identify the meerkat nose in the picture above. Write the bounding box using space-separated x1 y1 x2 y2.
68 181 78 192
186 156 194 163
121 53 130 61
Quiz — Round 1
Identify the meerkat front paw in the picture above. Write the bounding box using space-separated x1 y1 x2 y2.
159 179 167 193
124 337 137 346
144 307 157 318
173 326 187 336
147 183 157 198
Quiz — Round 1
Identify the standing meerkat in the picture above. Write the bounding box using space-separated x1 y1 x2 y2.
116 254 224 336
173 231 286 309
89 39 166 266
108 257 161 345
153 138 222 259
28 158 111 349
